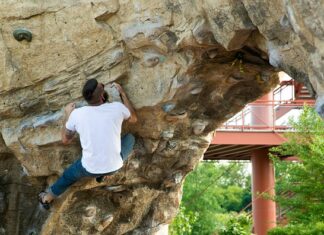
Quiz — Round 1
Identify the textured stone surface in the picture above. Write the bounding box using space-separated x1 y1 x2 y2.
0 0 323 234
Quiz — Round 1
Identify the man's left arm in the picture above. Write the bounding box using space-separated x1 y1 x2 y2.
113 83 138 123
61 103 76 145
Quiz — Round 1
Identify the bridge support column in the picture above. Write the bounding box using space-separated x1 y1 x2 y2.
251 148 276 235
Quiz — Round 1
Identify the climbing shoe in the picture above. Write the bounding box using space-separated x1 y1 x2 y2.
38 191 51 210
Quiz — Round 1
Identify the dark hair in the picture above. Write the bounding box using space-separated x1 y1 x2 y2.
82 79 98 103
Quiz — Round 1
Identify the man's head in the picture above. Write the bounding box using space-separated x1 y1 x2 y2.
82 79 108 105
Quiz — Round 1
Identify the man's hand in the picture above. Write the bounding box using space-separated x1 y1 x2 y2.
62 128 75 145
112 83 125 95
112 82 138 123
64 103 75 115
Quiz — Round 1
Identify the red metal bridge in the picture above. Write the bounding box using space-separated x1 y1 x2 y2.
204 73 315 235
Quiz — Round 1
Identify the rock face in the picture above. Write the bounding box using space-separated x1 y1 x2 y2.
0 1 323 234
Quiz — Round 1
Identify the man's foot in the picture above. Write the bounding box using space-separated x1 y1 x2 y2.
38 191 54 210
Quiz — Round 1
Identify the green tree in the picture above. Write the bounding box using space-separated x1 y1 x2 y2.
170 161 252 235
269 106 324 233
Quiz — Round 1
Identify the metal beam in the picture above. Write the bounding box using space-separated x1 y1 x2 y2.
212 132 287 145
207 145 258 156
218 146 267 157
204 153 251 160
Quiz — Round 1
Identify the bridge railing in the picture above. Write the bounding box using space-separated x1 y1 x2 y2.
218 99 315 132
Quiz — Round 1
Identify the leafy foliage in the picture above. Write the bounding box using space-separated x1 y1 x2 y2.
170 161 252 235
217 212 252 235
268 222 324 235
169 206 198 235
269 106 324 231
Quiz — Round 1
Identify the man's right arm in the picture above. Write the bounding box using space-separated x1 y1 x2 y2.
113 83 138 123
61 103 76 145
61 128 75 145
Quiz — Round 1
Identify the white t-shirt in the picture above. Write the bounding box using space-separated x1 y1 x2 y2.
65 102 131 174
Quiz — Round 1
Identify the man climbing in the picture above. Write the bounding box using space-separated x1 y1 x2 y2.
38 79 137 209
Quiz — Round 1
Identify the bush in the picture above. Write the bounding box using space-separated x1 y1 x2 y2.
269 222 324 235
169 206 198 235
217 212 252 235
